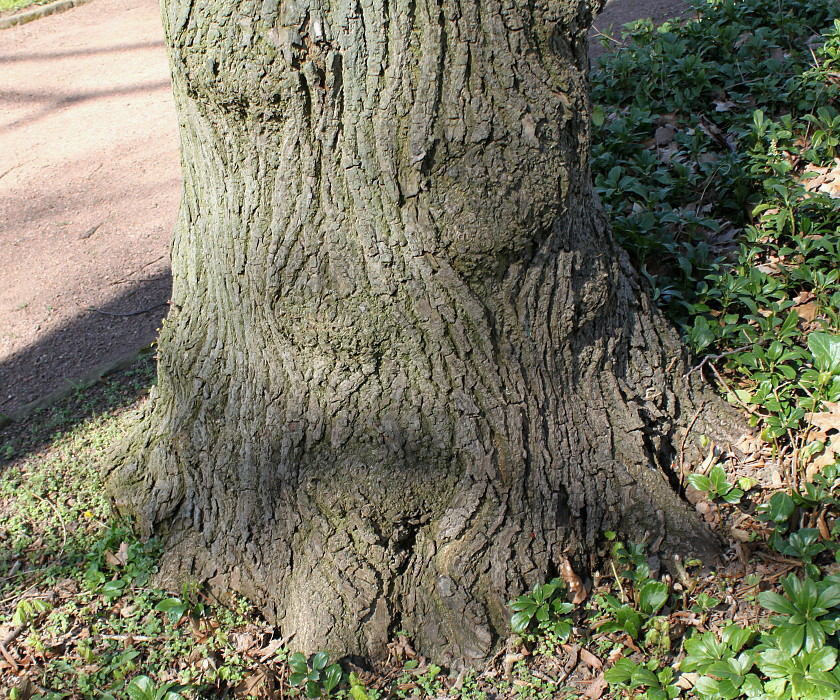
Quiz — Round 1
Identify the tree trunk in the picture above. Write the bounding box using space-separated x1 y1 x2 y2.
107 0 740 665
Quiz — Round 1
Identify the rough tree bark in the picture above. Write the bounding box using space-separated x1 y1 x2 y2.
107 0 740 665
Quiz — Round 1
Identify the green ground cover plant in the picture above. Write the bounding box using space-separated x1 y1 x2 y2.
591 0 840 450
4 0 840 696
0 0 56 16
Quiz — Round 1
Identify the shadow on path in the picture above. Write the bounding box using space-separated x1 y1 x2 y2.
0 79 172 131
0 39 165 63
0 272 171 418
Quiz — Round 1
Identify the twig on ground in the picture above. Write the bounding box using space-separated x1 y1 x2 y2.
0 160 31 182
708 362 755 415
0 624 26 671
109 255 168 285
685 343 756 378
678 403 706 483
25 487 68 554
86 302 168 317
589 26 623 47
2 624 25 648
79 222 103 240
0 640 19 671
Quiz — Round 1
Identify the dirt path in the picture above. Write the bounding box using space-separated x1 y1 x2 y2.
0 0 687 419
0 0 179 417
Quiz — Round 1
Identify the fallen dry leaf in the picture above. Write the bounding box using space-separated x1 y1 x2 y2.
735 433 763 456
819 510 832 540
676 672 700 690
234 632 257 653
105 541 130 568
806 402 840 435
734 32 752 49
583 672 608 699
811 440 840 475
655 125 677 146
730 528 751 543
233 671 265 697
579 648 603 669
561 558 587 604
801 161 840 199
503 652 526 678
797 302 820 322
256 638 284 661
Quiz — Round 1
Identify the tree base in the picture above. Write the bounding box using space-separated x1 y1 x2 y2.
106 248 743 665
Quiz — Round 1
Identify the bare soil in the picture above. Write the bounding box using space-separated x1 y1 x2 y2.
0 0 688 418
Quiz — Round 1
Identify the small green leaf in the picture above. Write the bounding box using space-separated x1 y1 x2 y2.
777 623 805 655
349 678 370 700
126 676 154 700
630 666 659 687
722 625 754 652
604 658 635 684
290 652 309 674
290 673 307 686
639 581 669 615
349 671 370 700
311 651 330 671
810 646 838 673
323 663 342 693
687 473 712 492
721 488 744 504
758 590 797 615
708 464 729 493
693 676 721 696
762 492 795 524
510 610 532 633
809 332 840 374
101 579 127 599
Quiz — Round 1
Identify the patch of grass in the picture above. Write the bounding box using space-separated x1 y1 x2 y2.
0 0 55 16
0 361 283 698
